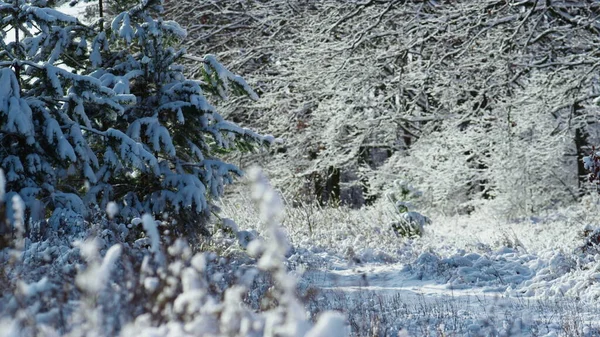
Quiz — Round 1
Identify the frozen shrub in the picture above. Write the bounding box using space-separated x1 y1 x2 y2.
385 180 422 212
390 211 431 238
584 147 600 186
575 225 600 255
385 180 430 237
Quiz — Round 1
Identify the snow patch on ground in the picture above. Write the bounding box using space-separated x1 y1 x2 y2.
221 189 600 335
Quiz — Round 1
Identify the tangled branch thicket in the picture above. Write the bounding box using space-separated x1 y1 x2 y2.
166 0 600 216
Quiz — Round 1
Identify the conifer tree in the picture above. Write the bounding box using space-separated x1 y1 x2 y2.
0 0 119 218
0 0 271 235
89 0 273 234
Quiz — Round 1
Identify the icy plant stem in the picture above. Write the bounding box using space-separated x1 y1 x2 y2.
12 194 25 252
12 0 19 80
248 167 348 337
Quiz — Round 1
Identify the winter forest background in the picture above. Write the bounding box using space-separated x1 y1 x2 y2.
182 0 600 216
5 0 600 336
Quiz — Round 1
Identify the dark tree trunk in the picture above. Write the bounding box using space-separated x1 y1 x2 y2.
13 0 20 80
575 126 590 195
315 166 340 206
572 102 590 196
324 166 340 205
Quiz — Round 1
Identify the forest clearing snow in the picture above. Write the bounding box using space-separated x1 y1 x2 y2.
222 190 600 335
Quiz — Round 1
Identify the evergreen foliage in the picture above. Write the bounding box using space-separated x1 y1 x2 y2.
0 0 272 234
385 180 430 237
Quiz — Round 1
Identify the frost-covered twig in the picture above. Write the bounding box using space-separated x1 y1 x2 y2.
247 166 348 337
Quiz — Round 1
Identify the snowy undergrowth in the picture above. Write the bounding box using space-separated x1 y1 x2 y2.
220 189 409 267
305 287 600 336
220 185 600 336
0 168 346 337
221 186 589 269
4 178 600 336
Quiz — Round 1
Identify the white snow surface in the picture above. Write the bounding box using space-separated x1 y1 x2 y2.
219 188 600 336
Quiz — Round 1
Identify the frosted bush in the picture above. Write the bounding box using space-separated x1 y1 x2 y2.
390 211 431 238
384 180 430 237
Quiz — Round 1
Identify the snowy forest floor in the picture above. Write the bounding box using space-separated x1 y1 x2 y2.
221 186 600 336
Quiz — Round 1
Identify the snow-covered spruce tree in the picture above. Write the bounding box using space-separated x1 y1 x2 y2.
81 0 140 22
86 0 272 236
0 0 124 221
0 0 271 236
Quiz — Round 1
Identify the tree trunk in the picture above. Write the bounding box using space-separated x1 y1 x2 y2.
315 166 340 206
575 126 590 195
572 102 590 196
